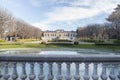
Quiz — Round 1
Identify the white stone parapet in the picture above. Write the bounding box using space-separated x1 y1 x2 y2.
0 55 120 80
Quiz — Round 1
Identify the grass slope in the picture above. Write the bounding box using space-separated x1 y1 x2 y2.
0 43 120 50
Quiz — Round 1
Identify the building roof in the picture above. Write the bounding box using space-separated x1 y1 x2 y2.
44 29 76 33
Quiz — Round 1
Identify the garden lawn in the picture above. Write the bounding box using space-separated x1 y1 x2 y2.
0 43 120 50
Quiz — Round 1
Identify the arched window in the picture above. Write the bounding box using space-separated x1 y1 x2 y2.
44 34 46 36
59 34 61 36
68 34 70 36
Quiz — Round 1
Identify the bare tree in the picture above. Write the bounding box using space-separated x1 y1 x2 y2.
0 7 13 39
107 4 120 40
77 23 109 40
0 7 42 41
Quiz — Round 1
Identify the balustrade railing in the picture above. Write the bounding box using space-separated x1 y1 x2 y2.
0 55 120 80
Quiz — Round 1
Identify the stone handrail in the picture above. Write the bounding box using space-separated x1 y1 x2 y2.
0 54 120 80
0 55 120 62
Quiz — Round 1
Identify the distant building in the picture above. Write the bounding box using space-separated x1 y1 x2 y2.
42 29 77 42
5 32 19 41
6 36 16 41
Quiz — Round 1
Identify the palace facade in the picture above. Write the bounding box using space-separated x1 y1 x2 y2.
42 30 77 42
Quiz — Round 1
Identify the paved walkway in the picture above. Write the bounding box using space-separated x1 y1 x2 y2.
24 41 94 44
78 41 94 44
24 41 42 44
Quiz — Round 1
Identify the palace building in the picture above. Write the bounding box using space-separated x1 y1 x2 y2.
42 29 77 42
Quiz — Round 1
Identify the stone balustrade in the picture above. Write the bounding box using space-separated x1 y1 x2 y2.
0 54 120 80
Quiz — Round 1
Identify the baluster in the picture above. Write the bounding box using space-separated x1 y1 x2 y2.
3 62 10 80
101 64 108 80
0 68 2 78
21 62 27 80
109 64 116 80
83 63 90 80
65 62 71 80
47 63 53 80
38 62 44 80
117 64 120 79
0 72 2 78
74 63 80 80
56 62 62 80
29 62 36 80
12 62 18 80
92 63 99 80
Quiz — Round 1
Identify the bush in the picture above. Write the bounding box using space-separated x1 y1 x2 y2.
95 40 104 43
95 43 120 46
48 43 73 45
0 40 6 43
74 41 79 45
114 40 120 44
41 41 46 44
80 39 104 43
48 39 72 42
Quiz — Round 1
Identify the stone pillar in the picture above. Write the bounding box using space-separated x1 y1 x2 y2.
47 63 53 80
109 64 116 80
21 62 27 80
101 64 108 80
92 63 99 80
38 62 44 80
29 62 36 80
3 62 10 80
12 62 18 80
83 63 90 80
56 63 62 80
74 63 80 80
65 62 71 80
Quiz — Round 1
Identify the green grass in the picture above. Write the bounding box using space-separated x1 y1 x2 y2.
16 39 40 42
0 40 6 42
0 42 120 50
73 44 120 50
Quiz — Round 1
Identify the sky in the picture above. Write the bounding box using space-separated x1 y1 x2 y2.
0 0 120 31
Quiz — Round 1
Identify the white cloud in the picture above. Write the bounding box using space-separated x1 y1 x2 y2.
1 0 120 31
46 7 99 21
69 0 94 7
32 22 50 31
92 0 118 13
31 0 120 30
38 0 120 23
61 0 119 13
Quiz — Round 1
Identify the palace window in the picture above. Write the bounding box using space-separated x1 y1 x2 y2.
68 34 70 36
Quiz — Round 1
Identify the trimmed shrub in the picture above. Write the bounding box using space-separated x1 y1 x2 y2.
80 39 104 43
114 40 120 44
41 41 46 44
74 41 79 45
48 39 72 42
0 40 6 43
